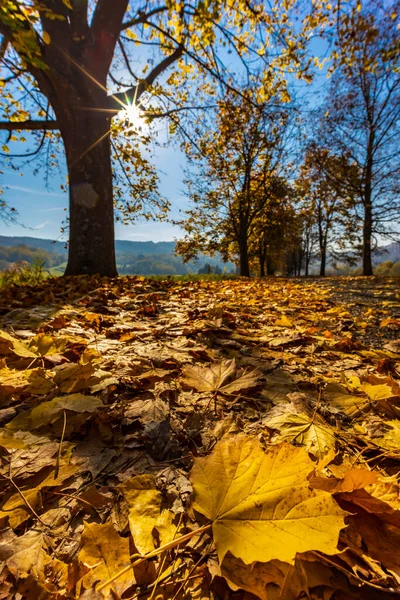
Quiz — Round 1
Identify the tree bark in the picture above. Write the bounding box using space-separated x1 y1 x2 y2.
62 109 117 277
320 246 326 277
259 255 265 277
362 200 373 276
266 256 275 275
238 231 250 277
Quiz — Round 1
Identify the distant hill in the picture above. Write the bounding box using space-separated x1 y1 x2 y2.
0 236 176 256
0 235 68 255
373 241 400 264
0 235 234 275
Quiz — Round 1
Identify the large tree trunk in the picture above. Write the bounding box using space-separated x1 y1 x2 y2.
61 106 117 277
362 199 373 276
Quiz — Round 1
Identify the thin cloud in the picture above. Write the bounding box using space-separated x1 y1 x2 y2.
5 185 65 198
32 221 50 230
38 207 66 213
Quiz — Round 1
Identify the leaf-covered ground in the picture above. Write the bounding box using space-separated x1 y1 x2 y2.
0 275 399 600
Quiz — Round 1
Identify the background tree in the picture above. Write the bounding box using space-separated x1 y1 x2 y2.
248 177 294 277
176 88 296 276
296 147 354 276
0 0 311 276
314 1 400 275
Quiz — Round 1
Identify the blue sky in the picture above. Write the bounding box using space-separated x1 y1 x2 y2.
0 138 188 242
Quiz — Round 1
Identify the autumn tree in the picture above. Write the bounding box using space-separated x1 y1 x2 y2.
314 1 400 275
296 147 354 276
0 0 313 277
248 177 294 277
176 88 297 276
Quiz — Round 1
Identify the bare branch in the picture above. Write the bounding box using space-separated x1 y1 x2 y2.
121 6 168 30
0 120 58 131
112 44 183 107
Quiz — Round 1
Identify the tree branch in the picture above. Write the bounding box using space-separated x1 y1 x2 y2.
90 0 129 78
121 6 168 30
111 44 183 107
0 36 8 61
0 120 58 131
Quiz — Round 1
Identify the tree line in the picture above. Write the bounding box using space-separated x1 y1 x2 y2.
0 244 64 271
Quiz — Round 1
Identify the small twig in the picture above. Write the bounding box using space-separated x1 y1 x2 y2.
97 523 212 593
5 474 49 528
54 410 67 479
45 490 99 512
149 513 184 600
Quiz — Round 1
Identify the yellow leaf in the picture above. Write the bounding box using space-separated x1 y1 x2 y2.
0 530 50 581
181 359 260 394
119 474 178 555
365 475 400 511
26 333 68 358
190 435 347 565
78 521 133 597
275 315 293 327
6 393 102 431
324 383 369 417
0 330 36 359
361 382 395 401
267 411 336 458
42 31 51 45
369 420 400 451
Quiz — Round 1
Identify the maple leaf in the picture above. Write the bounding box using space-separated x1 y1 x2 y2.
267 410 336 458
324 382 369 417
6 393 102 430
369 419 400 451
190 434 347 565
181 359 260 394
78 521 133 597
0 366 55 404
119 474 180 555
0 330 36 359
24 333 68 359
0 530 50 581
361 375 400 401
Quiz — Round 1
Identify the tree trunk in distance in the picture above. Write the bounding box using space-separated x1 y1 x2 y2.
320 246 326 277
362 201 373 276
259 255 265 277
238 222 250 276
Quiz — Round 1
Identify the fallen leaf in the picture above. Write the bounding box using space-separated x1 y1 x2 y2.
119 474 178 554
78 520 133 597
6 393 103 431
181 359 260 394
190 434 347 564
267 410 336 458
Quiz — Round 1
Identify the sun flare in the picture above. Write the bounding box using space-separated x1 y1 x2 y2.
119 102 144 129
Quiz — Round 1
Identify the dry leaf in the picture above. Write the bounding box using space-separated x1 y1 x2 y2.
119 474 178 554
6 393 103 430
78 520 133 597
181 359 260 394
191 434 347 564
